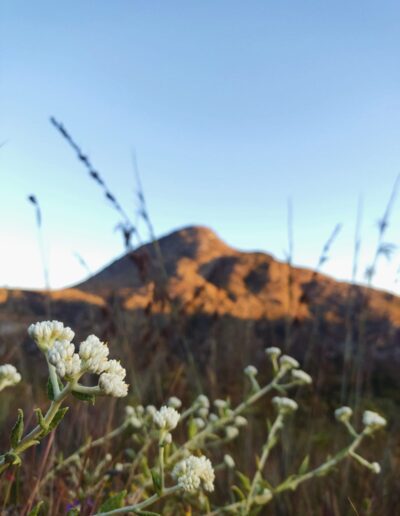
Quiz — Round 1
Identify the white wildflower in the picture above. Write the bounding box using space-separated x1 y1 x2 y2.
146 405 157 417
234 415 248 427
214 399 227 409
197 407 209 419
0 364 21 391
209 413 219 422
98 372 128 397
153 406 180 431
168 396 182 409
226 426 239 439
272 396 298 414
28 320 74 352
125 405 135 416
197 394 210 408
265 347 281 358
224 454 235 469
173 455 215 493
291 369 312 385
371 462 381 474
48 340 81 379
163 432 173 444
115 463 124 472
104 359 126 378
244 365 258 376
79 335 109 374
279 355 299 370
362 410 387 431
193 417 206 429
334 406 353 423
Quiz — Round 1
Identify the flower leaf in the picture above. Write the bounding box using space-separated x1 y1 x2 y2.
11 409 24 448
72 391 96 405
98 490 127 512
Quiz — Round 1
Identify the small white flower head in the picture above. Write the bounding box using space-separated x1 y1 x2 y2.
167 396 182 409
153 406 180 431
334 406 353 423
265 347 281 359
105 453 112 462
48 340 82 379
197 394 210 408
115 463 124 472
193 417 206 429
371 462 381 474
214 399 228 409
173 455 215 493
224 454 235 469
234 415 248 427
197 407 209 419
136 405 145 416
244 365 258 377
125 405 135 416
362 410 387 432
98 372 128 397
79 335 110 374
163 432 173 444
146 405 157 417
209 413 219 423
291 369 312 385
226 426 239 439
28 320 74 352
272 396 298 414
0 364 21 391
104 359 126 379
279 355 300 371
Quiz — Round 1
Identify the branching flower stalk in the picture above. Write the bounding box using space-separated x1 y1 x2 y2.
0 321 128 475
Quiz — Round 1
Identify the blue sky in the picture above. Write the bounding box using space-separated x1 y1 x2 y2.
1 1 400 292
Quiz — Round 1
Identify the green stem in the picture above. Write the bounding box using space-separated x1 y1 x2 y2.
245 413 284 512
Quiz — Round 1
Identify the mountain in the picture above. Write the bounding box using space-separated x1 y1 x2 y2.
1 225 400 399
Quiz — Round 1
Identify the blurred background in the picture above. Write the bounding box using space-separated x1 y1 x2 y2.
2 0 400 292
1 2 399 514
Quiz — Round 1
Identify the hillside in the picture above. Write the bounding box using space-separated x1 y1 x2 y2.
1 225 400 399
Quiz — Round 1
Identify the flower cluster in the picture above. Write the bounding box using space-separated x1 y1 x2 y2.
0 364 21 392
272 396 298 414
153 406 180 431
172 455 215 493
29 321 128 398
362 410 387 432
28 320 74 351
48 340 81 379
335 406 353 423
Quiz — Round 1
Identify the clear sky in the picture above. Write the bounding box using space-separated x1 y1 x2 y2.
1 1 400 293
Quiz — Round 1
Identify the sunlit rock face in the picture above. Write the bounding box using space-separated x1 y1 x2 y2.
2 225 400 400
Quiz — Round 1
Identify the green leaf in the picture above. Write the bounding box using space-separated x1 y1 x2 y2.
72 391 96 405
35 408 48 432
134 511 161 516
236 471 251 493
47 377 55 401
4 452 22 466
298 454 310 475
17 439 40 453
151 469 162 496
48 407 69 432
99 490 127 512
28 501 44 516
188 418 197 439
231 485 246 501
11 409 24 448
66 509 80 516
